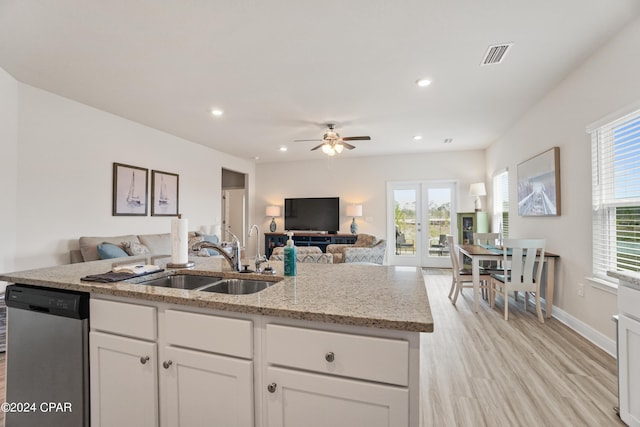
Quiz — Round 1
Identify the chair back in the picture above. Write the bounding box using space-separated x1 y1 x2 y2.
503 239 546 285
474 232 499 246
446 235 460 271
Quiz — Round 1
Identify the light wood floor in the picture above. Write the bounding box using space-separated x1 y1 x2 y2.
421 269 622 427
0 272 623 427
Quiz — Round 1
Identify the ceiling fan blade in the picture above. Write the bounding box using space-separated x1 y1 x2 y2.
342 142 356 150
310 143 325 151
342 136 371 141
294 138 323 142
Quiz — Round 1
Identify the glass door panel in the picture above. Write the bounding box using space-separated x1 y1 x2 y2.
388 185 421 266
423 185 454 267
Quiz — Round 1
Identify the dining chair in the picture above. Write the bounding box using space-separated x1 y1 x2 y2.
472 232 501 297
447 235 491 305
489 238 546 322
473 232 499 246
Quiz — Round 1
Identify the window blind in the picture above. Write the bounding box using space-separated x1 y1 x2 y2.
493 170 509 238
591 110 640 277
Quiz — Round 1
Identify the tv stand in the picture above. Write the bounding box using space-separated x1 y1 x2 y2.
265 233 356 258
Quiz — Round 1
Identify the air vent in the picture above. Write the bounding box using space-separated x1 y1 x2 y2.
481 43 513 66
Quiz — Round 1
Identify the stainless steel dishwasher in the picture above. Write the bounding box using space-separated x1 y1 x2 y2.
5 284 90 427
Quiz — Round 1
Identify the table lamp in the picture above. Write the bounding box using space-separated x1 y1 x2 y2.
266 205 281 232
469 183 486 212
346 204 363 235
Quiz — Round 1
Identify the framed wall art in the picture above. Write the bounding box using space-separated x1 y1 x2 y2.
113 163 148 216
151 170 179 216
517 147 561 216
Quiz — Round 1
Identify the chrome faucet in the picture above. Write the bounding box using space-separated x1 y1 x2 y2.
192 229 242 271
248 224 268 272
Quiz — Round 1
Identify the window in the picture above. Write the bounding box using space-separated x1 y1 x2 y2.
493 170 509 238
590 110 640 279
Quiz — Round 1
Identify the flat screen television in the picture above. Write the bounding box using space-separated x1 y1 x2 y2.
284 197 340 233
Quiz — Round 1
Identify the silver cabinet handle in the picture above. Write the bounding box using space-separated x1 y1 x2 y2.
267 383 277 393
325 352 335 362
140 356 150 364
163 360 173 369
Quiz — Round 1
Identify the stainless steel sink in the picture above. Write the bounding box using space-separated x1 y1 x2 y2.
198 279 276 295
139 274 223 290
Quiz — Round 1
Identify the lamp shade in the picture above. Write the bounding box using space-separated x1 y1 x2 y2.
469 182 487 197
346 204 363 217
265 205 281 217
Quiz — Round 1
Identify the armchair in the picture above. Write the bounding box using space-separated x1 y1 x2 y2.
326 234 386 265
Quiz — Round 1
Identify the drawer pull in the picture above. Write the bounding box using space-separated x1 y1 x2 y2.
140 356 150 364
267 383 277 393
163 360 173 369
325 351 335 362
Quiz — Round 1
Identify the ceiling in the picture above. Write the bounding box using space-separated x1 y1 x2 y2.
1 1 639 163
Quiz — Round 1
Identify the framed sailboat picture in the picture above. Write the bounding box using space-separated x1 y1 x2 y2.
113 163 148 216
151 170 179 216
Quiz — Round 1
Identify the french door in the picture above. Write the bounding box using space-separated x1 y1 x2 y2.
387 181 457 267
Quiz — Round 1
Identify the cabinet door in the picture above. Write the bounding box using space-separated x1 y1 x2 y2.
619 314 640 427
265 366 408 427
90 331 158 427
161 346 254 427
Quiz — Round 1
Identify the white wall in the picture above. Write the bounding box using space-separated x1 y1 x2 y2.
486 16 640 342
13 83 255 269
0 68 18 287
255 150 485 244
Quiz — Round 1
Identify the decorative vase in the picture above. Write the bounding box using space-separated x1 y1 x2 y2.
350 218 358 235
270 217 277 232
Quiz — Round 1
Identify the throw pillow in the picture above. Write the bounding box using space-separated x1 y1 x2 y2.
355 234 377 247
194 232 220 255
121 241 151 256
97 242 129 259
195 231 220 244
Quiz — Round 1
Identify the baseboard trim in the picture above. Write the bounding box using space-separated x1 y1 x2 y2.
549 303 616 358
524 295 617 357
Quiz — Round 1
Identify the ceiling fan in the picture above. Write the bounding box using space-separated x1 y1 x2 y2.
294 124 371 156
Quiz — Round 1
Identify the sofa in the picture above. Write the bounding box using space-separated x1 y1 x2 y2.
70 231 221 263
269 246 333 264
326 234 386 264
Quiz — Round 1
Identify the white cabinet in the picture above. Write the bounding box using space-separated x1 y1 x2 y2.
160 339 254 427
90 331 159 427
265 324 412 427
265 366 408 427
90 299 254 427
619 314 640 427
618 281 640 427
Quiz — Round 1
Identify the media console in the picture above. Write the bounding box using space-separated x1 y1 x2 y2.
265 233 357 258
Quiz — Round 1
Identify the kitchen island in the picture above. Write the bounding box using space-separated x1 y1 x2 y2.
1 256 433 427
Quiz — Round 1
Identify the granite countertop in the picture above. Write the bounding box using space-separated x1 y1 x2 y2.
608 270 640 289
0 257 433 333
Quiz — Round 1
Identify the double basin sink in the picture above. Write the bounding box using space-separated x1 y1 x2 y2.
138 274 278 295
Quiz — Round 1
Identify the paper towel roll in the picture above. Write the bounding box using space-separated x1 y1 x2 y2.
171 216 189 265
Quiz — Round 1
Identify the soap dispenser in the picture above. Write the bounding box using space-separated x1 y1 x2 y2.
284 232 297 276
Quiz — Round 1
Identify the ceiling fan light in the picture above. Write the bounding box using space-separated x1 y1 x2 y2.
327 147 336 156
321 143 332 154
335 143 344 153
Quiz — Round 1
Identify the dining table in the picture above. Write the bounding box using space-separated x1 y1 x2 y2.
457 244 560 317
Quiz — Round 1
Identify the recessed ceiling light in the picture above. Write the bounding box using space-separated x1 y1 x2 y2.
444 138 453 144
211 109 224 117
416 78 432 87
413 135 423 141
279 146 288 152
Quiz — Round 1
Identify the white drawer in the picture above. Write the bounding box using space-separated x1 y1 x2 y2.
164 310 253 359
90 299 157 340
619 283 640 321
266 324 409 386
